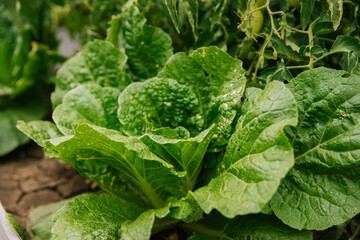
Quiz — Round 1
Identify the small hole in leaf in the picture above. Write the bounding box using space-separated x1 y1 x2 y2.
284 80 289 84
203 70 209 77
330 88 333 91
237 148 240 151
342 73 351 78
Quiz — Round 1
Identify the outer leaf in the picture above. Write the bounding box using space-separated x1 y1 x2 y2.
300 0 315 30
140 126 215 191
327 0 343 30
121 6 172 80
17 121 149 208
28 200 70 240
271 67 360 230
53 84 121 135
80 168 150 208
166 193 203 223
16 120 62 157
186 214 312 240
118 77 203 136
51 40 131 107
52 193 199 240
119 207 169 240
0 202 24 240
194 81 298 218
46 124 185 208
52 194 145 240
16 121 62 147
6 214 26 240
120 194 203 239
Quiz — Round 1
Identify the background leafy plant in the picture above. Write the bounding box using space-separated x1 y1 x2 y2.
0 0 67 156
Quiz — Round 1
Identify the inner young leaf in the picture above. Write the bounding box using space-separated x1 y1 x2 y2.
118 77 204 136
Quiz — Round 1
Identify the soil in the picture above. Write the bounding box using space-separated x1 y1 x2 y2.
0 142 95 230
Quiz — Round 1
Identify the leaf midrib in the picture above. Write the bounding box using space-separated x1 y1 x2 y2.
64 130 165 208
294 92 360 161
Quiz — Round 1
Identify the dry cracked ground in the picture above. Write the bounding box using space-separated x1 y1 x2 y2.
0 143 95 229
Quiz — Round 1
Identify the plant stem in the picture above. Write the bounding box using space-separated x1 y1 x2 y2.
250 0 285 85
138 178 165 209
181 223 232 239
182 175 194 192
287 65 310 69
306 17 320 68
291 27 308 34
349 223 360 240
311 50 348 66
152 218 180 234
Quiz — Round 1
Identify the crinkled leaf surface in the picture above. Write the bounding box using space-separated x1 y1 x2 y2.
196 87 263 187
46 124 185 208
52 194 145 240
194 81 298 218
51 40 131 107
118 77 203 136
190 47 247 149
53 84 121 135
158 47 247 150
186 213 312 240
271 67 360 230
158 52 210 122
121 6 172 80
189 46 245 100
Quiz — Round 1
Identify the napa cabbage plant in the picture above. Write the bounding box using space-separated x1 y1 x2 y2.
17 4 360 240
